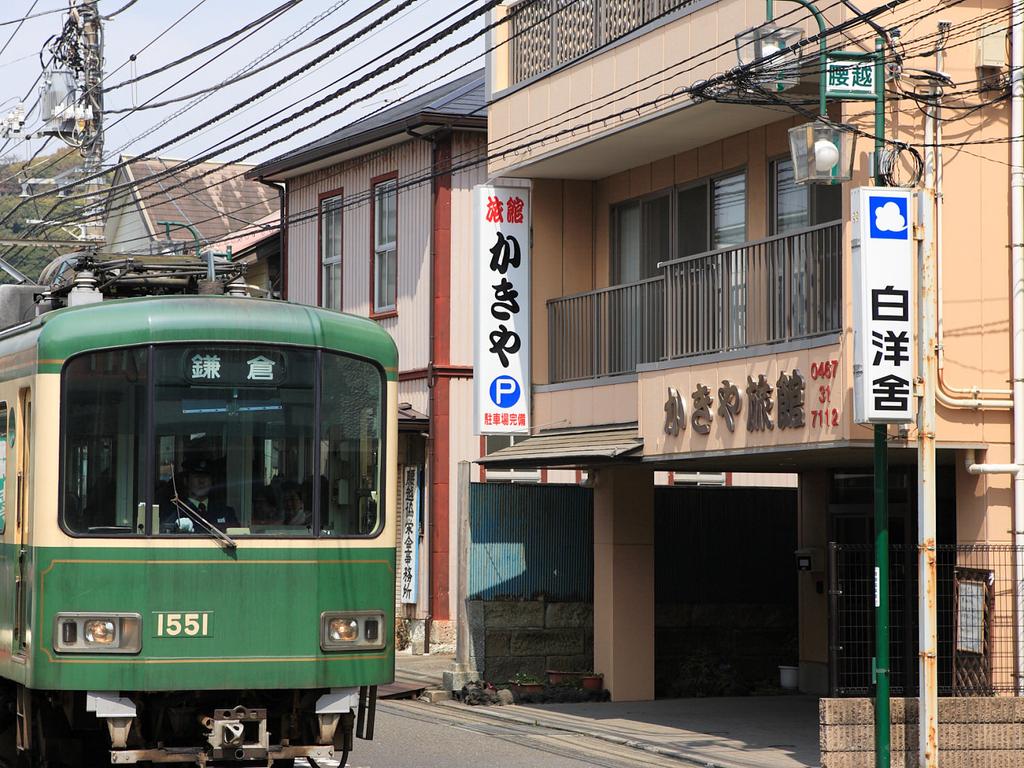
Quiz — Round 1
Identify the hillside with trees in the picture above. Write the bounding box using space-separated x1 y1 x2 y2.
0 149 88 284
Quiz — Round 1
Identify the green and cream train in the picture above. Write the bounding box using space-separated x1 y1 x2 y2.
0 287 397 767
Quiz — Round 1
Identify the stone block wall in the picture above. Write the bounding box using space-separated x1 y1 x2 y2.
468 599 594 685
820 698 1024 768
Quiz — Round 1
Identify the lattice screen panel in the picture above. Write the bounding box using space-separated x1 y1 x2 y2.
512 0 555 83
555 0 596 67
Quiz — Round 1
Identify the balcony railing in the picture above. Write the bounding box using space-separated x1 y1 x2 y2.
546 221 843 383
508 0 700 87
548 276 664 383
663 221 843 358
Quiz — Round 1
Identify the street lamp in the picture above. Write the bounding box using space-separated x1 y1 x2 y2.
734 24 804 91
788 120 856 183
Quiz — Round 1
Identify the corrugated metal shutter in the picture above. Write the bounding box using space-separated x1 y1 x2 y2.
468 483 593 601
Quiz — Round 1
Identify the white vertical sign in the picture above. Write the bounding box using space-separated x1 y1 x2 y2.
852 187 915 424
400 465 420 605
473 185 530 435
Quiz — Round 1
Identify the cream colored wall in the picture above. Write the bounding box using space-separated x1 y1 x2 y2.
731 472 798 488
834 3 1014 545
592 464 654 701
487 0 836 176
530 178 596 384
797 470 829 694
533 380 638 431
530 116 802 385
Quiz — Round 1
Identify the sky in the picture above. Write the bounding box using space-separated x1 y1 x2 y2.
0 0 487 171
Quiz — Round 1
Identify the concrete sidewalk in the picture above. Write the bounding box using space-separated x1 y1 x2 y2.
396 652 821 768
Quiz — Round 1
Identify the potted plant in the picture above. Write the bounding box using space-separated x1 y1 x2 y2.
546 670 581 686
580 672 603 692
508 672 544 695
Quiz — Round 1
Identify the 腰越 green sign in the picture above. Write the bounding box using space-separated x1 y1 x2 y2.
825 52 877 100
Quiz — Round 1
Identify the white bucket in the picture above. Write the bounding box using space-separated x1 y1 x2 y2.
778 665 799 690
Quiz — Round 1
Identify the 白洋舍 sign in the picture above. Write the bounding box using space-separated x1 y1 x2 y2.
852 187 915 424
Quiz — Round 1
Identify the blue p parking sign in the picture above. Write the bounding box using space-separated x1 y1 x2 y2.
489 375 522 408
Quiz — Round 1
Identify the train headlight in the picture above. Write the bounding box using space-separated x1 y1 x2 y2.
328 619 359 643
84 620 116 645
320 611 386 651
54 613 141 654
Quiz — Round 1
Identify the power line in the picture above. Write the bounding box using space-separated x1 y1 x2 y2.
65 0 874 227
17 0 1004 264
28 0 495 210
0 0 485 264
0 0 346 194
95 0 935 257
12 0 880 256
8 0 425 216
101 0 141 20
102 0 300 94
0 0 41 60
0 5 66 28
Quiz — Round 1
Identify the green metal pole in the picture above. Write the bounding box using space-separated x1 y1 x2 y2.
872 36 890 768
874 425 890 768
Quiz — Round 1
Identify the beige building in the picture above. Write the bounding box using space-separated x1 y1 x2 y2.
481 0 1022 714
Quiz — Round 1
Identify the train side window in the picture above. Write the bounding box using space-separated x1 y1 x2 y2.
0 402 6 533
319 353 383 537
61 349 149 535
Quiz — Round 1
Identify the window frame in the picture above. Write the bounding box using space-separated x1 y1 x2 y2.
610 188 673 285
57 343 388 541
768 155 843 235
317 187 344 311
610 167 749 285
709 169 748 250
370 172 399 318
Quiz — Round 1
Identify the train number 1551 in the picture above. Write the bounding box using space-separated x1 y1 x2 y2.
154 611 213 638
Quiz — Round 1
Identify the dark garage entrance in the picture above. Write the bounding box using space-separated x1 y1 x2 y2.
655 485 799 698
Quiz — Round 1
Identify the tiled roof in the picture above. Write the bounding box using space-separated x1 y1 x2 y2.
120 157 280 245
248 69 485 180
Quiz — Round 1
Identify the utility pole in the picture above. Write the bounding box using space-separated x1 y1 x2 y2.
77 0 105 243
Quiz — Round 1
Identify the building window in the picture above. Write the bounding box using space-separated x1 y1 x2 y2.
373 177 398 314
711 172 747 248
483 435 540 483
611 192 670 285
675 170 748 257
319 194 342 310
769 157 842 235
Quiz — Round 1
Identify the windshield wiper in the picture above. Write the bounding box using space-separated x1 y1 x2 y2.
169 494 237 551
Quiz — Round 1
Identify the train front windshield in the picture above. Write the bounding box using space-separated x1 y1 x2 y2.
61 344 384 538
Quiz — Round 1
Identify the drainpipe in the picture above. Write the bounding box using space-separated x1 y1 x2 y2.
964 449 1024 477
1011 0 1024 696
